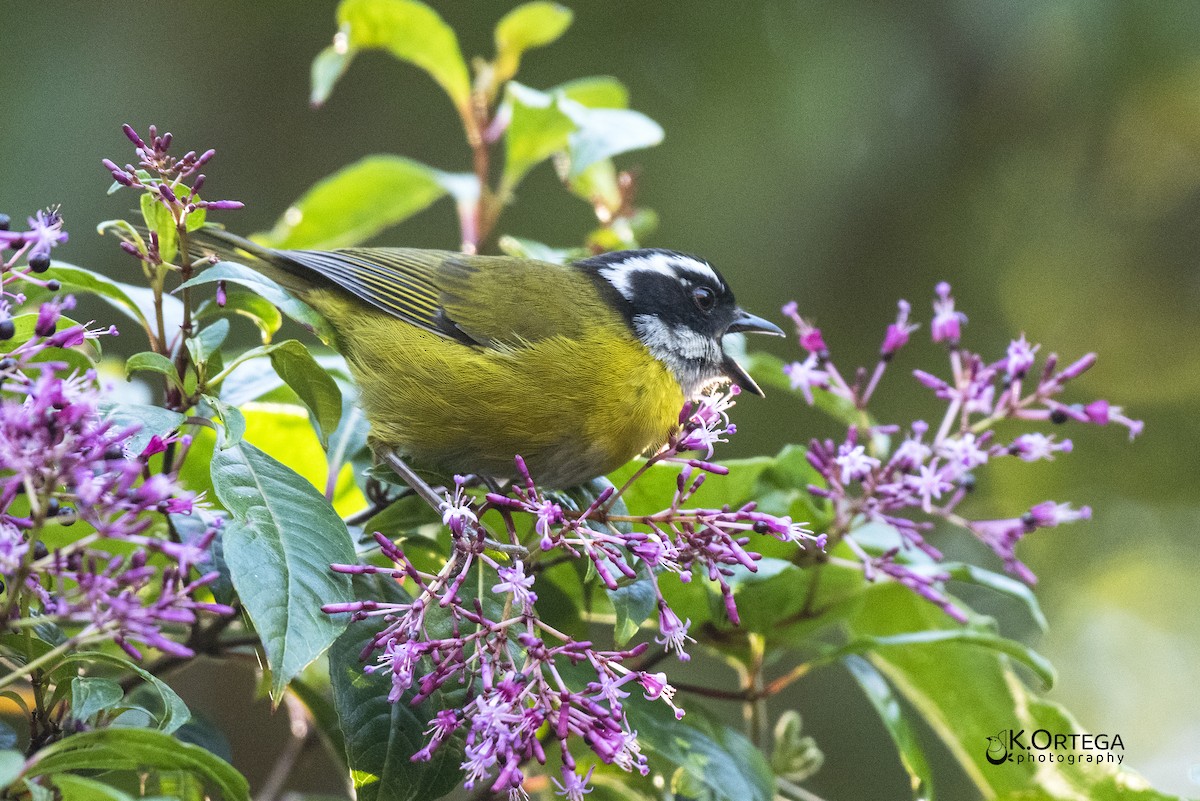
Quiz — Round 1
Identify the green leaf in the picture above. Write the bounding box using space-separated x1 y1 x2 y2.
942 562 1049 632
99 403 185 455
140 192 178 264
259 155 451 250
186 317 230 372
502 82 576 190
769 711 823 783
58 652 191 735
265 340 343 445
626 698 774 801
211 441 355 698
125 351 184 392
328 611 464 801
833 627 1055 690
720 559 813 633
203 394 246 448
199 291 283 344
851 584 1040 797
70 677 124 723
40 773 137 801
564 105 664 177
38 264 151 331
844 655 933 800
311 42 353 107
362 493 441 539
607 561 657 645
335 0 471 109
27 728 248 801
558 75 629 109
500 78 634 192
0 750 25 790
493 2 573 84
176 262 336 344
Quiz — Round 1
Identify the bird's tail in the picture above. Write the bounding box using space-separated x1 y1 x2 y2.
185 226 312 297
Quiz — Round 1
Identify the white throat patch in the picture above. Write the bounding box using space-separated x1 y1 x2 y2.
599 252 724 301
633 314 726 399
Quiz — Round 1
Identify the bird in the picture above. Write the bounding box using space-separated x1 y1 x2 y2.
189 228 783 488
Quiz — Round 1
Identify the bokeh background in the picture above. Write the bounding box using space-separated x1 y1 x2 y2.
3 1 1198 797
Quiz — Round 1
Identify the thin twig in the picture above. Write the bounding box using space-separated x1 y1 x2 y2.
255 691 312 801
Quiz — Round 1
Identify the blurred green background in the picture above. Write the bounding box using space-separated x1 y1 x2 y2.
3 1 1198 797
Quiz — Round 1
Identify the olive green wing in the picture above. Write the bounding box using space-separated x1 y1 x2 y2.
276 247 598 348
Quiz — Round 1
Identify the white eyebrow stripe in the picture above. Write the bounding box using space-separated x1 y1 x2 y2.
599 252 723 299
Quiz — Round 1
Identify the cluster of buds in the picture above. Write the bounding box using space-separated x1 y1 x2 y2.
783 282 1141 618
1 215 231 660
102 124 242 271
331 387 826 799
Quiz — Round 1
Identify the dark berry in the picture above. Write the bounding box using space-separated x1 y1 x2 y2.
46 279 61 292
104 444 125 461
46 497 60 516
1050 409 1069 424
58 506 77 526
28 254 50 273
33 541 48 560
0 213 10 230
0 318 13 340
752 521 770 534
0 357 15 371
957 472 977 493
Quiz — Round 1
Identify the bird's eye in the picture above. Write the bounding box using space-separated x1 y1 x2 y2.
692 286 716 313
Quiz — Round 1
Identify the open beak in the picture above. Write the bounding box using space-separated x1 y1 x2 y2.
721 309 785 397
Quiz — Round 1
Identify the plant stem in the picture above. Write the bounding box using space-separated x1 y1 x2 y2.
0 637 79 692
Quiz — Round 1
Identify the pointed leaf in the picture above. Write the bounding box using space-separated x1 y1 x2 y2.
311 41 354 107
265 340 343 445
336 0 470 108
844 655 934 801
259 155 450 249
565 106 664 177
70 677 124 723
493 2 573 84
28 729 247 801
211 441 355 698
125 351 184 392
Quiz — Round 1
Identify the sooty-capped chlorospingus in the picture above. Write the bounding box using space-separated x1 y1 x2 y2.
190 228 783 488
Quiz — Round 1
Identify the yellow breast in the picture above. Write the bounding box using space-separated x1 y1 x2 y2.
309 290 684 487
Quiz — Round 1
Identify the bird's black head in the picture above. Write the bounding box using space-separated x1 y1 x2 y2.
576 249 783 398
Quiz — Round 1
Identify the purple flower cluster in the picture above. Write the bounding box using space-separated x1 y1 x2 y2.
1 214 231 660
782 283 1141 618
330 388 824 799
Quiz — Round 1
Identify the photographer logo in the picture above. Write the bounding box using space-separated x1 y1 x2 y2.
984 729 1124 766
